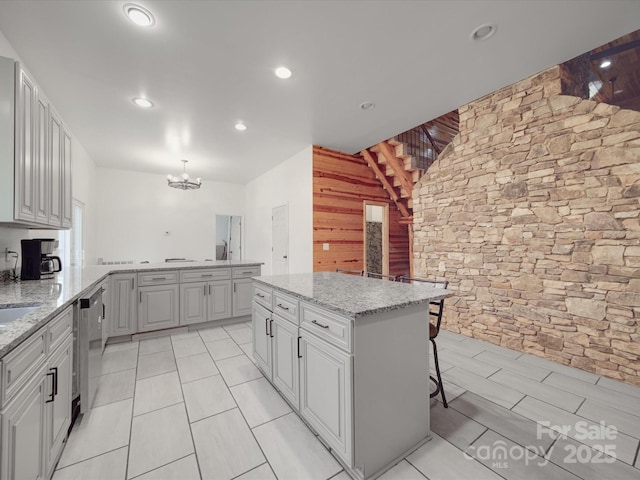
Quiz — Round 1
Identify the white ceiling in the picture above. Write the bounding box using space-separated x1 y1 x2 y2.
0 1 638 185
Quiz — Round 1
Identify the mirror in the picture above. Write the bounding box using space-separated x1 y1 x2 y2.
364 202 389 275
216 215 242 260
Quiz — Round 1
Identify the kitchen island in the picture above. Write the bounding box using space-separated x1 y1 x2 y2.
252 272 451 480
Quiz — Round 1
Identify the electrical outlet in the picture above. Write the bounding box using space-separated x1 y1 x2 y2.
323 243 330 251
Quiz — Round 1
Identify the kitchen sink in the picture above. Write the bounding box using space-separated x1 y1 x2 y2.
0 306 40 325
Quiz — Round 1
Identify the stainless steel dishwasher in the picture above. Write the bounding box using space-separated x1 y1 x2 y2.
72 285 103 420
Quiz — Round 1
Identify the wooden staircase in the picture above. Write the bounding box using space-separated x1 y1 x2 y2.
360 138 423 223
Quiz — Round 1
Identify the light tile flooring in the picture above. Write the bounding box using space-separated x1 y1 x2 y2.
52 322 640 480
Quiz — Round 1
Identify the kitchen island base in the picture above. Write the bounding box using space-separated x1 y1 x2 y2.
252 273 448 480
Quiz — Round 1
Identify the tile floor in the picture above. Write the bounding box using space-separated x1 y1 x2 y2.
52 322 640 480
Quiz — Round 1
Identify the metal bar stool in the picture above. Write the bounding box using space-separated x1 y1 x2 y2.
365 272 397 281
399 276 449 408
335 268 364 276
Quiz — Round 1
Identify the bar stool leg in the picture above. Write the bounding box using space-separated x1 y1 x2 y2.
430 337 448 408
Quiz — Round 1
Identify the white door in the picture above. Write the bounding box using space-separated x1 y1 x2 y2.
272 205 289 275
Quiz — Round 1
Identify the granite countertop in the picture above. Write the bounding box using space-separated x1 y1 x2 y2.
0 260 263 358
253 272 452 318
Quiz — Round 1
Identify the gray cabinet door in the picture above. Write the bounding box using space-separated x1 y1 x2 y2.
272 315 299 407
45 339 72 478
48 110 62 226
299 330 352 464
252 302 272 380
232 279 253 317
61 128 72 228
138 284 180 332
109 274 137 336
1 372 46 480
35 92 49 224
14 67 36 223
207 280 232 321
180 282 207 326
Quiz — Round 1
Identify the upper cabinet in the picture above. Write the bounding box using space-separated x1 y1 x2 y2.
0 56 72 229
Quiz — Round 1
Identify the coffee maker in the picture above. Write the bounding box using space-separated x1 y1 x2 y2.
20 238 62 280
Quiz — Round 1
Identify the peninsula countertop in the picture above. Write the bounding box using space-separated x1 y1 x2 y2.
0 260 263 358
253 272 451 318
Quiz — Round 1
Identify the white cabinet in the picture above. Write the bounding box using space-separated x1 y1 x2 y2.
252 288 300 407
35 92 49 224
252 302 272 379
0 370 46 480
180 282 207 326
48 109 62 226
44 338 72 478
14 66 36 223
0 57 72 229
61 128 72 228
299 329 352 464
180 268 233 326
0 306 73 480
138 284 180 332
233 279 253 317
109 273 137 336
271 315 300 406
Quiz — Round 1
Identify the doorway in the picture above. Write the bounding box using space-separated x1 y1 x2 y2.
363 201 389 275
272 204 289 275
215 215 242 260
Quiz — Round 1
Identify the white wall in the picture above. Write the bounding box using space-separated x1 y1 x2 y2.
96 167 244 263
244 145 313 275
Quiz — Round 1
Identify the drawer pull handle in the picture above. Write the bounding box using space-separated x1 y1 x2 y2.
202 274 213 277
277 303 289 311
270 319 274 338
152 277 166 281
297 336 302 358
7 369 11 384
312 320 329 329
256 293 265 298
241 271 253 274
265 317 270 336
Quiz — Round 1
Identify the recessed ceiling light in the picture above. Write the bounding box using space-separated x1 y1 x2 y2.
235 122 247 131
600 59 612 69
360 102 375 111
275 67 292 79
471 24 496 41
124 4 155 27
133 97 153 108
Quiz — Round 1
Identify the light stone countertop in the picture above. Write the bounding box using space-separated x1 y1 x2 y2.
0 260 263 358
253 272 452 318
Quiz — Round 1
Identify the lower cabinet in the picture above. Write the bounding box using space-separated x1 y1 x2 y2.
299 329 352 464
271 316 300 406
138 284 180 332
180 280 232 326
0 308 73 480
44 338 72 478
109 273 137 336
1 369 46 480
233 278 253 317
251 302 300 406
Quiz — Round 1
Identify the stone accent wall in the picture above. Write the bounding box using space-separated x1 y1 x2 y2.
413 66 640 385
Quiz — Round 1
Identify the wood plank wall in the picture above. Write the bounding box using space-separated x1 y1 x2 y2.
313 145 410 276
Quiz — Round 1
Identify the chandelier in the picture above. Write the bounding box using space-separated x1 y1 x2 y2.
167 160 202 190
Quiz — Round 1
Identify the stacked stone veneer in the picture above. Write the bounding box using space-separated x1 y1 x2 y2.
413 66 640 385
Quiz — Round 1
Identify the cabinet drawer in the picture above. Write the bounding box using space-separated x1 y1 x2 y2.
253 284 272 310
1 328 46 405
180 268 230 283
232 266 261 278
300 303 352 352
273 291 299 324
138 270 179 286
48 305 73 354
